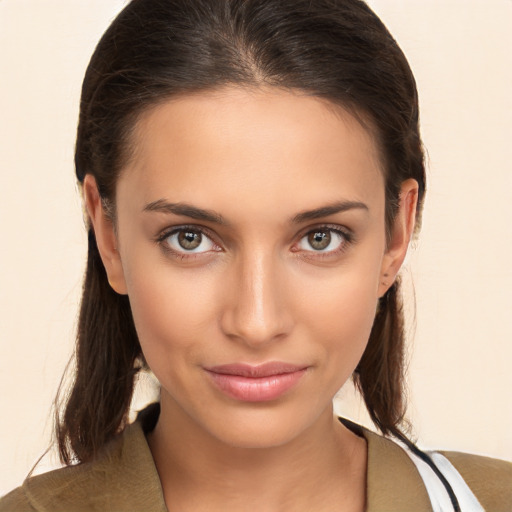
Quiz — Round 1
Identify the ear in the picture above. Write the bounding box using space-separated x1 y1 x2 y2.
378 178 419 298
83 174 128 295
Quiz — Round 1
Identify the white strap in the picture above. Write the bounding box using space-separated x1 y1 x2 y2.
395 440 485 512
429 452 485 512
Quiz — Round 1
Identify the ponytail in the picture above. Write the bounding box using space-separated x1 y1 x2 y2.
352 277 410 438
55 228 142 465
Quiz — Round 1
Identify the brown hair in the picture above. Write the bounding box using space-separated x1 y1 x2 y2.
56 0 425 464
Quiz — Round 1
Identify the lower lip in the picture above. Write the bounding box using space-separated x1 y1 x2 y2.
206 369 308 402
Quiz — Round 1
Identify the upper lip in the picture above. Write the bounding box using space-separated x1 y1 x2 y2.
204 362 308 378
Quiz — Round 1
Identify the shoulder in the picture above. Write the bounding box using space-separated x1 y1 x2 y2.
0 418 166 512
0 487 35 512
440 450 512 512
0 462 95 512
340 417 512 512
0 435 127 512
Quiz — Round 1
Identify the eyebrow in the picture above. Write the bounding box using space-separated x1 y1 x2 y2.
143 199 229 225
291 200 369 223
143 198 368 225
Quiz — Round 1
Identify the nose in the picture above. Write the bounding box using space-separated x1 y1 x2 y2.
219 250 294 348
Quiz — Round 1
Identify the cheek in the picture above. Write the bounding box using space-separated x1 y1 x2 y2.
122 254 222 369
311 282 376 349
296 258 382 381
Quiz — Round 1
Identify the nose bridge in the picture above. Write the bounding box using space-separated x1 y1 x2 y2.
221 245 292 346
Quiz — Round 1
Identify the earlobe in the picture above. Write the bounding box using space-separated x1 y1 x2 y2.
83 175 128 295
378 179 419 298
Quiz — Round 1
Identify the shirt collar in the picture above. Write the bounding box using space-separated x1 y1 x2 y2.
136 403 432 512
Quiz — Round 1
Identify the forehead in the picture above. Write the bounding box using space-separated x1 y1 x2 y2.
118 86 385 218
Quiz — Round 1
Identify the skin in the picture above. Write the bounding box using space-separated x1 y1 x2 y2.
84 85 418 512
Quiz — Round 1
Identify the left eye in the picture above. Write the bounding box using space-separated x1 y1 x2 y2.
164 228 217 253
297 228 346 252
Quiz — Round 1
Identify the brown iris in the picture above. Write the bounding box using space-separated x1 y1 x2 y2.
308 230 331 250
178 230 202 250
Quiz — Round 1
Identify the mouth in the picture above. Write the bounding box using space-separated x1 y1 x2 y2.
203 362 309 402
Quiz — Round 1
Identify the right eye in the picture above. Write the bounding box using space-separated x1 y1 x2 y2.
160 227 220 256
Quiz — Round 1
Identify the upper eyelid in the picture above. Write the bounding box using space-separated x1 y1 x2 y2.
156 224 217 243
295 223 353 241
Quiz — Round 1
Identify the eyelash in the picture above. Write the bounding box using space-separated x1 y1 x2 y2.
155 224 354 261
294 224 354 260
155 225 221 260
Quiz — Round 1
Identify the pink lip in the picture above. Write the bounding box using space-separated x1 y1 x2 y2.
204 362 308 402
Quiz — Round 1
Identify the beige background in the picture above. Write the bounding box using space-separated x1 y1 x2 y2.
1 0 511 495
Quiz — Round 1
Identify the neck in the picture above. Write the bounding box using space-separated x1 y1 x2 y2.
147 395 367 512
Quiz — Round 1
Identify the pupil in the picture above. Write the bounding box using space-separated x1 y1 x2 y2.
178 230 201 250
309 230 331 250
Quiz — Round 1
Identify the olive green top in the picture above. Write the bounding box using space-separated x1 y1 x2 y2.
1 404 511 512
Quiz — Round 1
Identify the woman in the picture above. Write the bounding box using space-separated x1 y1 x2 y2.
1 0 510 511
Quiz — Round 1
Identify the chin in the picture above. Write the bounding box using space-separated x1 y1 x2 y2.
191 398 331 451
206 414 312 449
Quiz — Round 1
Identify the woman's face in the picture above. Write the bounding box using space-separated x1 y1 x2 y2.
87 85 416 448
